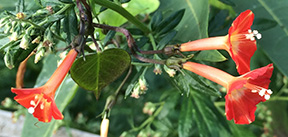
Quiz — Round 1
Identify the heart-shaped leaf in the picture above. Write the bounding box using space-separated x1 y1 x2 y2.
70 48 131 98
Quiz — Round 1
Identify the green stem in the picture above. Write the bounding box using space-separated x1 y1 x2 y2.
130 102 165 132
93 0 150 34
269 96 288 101
131 62 153 66
55 4 74 15
148 33 157 50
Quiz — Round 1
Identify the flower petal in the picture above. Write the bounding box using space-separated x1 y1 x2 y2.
243 64 274 89
11 87 43 108
229 10 254 35
33 96 53 122
225 64 273 124
227 10 256 75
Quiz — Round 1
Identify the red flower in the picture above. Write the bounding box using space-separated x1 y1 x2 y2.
11 49 78 122
180 10 260 75
182 62 273 124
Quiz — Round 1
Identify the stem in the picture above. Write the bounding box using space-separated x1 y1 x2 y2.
114 66 133 96
92 23 165 64
269 96 288 101
180 36 228 52
129 102 165 132
90 34 101 52
54 4 74 15
93 0 150 34
182 62 234 87
131 62 153 66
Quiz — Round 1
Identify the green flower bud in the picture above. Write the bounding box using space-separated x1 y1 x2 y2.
4 49 15 69
164 65 176 77
20 34 30 49
34 43 46 63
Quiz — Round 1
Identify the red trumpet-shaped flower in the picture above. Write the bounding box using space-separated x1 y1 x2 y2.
11 49 78 122
183 62 273 124
180 10 260 75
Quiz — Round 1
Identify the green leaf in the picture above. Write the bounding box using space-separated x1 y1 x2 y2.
158 0 209 41
150 11 163 31
190 91 230 137
158 30 177 49
46 14 65 24
218 0 235 6
21 53 78 137
95 0 159 27
230 0 288 77
178 96 193 137
253 18 277 31
168 69 221 97
194 50 227 62
154 9 185 35
70 48 131 98
63 7 78 44
103 30 116 46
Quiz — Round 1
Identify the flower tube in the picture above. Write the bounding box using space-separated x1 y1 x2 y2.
11 49 78 122
183 62 273 124
180 10 260 75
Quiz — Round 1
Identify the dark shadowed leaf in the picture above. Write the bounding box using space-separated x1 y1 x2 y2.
158 30 177 49
70 48 131 98
253 18 277 31
63 7 78 44
168 69 221 97
155 9 185 35
190 91 230 137
178 96 193 137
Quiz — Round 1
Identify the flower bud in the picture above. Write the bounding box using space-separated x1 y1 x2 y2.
34 43 46 63
100 118 109 137
164 65 176 77
153 64 162 75
16 12 26 20
9 32 19 41
143 102 156 115
20 34 30 49
131 85 140 99
32 36 41 44
4 49 15 69
139 77 148 91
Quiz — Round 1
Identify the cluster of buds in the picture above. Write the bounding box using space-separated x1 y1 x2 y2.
131 77 148 99
142 102 156 115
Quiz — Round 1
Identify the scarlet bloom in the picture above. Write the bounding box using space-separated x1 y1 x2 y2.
180 10 260 75
183 62 273 124
11 49 78 122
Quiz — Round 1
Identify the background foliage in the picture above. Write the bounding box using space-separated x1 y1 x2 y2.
1 0 288 137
